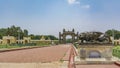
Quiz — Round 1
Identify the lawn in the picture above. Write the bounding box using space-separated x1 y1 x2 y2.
0 43 51 49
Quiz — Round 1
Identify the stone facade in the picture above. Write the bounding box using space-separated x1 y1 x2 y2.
110 36 120 45
78 44 113 60
59 29 79 43
16 37 31 44
40 36 45 41
23 37 31 44
2 36 16 44
0 36 58 45
114 39 120 45
0 39 2 44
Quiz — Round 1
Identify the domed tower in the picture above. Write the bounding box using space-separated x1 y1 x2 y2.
63 28 65 32
72 29 75 32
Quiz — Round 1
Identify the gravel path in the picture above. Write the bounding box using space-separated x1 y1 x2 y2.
0 44 71 63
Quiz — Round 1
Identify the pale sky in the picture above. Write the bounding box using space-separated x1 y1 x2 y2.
0 0 120 36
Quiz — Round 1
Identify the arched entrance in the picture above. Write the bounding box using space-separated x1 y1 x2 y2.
59 29 79 43
66 35 73 43
25 40 28 44
7 39 10 44
88 51 101 58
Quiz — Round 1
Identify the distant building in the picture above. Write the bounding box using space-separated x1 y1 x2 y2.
110 36 120 45
40 36 45 40
23 37 31 44
0 35 58 45
114 39 120 45
16 37 31 44
2 36 16 44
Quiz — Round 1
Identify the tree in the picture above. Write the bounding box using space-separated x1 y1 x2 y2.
0 25 29 39
28 35 58 40
47 35 58 40
0 34 2 39
105 29 120 39
29 34 34 39
0 28 8 37
24 29 28 37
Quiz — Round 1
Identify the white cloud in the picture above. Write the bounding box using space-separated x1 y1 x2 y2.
81 5 90 9
67 0 80 5
67 0 90 9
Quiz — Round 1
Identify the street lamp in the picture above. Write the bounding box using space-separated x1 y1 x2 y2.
112 29 114 45
18 29 20 44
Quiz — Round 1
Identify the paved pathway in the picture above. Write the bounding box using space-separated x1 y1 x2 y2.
0 44 71 63
0 44 120 68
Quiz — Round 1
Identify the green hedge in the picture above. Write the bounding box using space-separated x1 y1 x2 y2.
0 40 59 49
0 44 23 49
10 43 37 46
113 46 120 58
0 43 37 49
31 40 59 45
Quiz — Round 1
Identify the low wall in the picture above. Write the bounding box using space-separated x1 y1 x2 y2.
68 45 77 68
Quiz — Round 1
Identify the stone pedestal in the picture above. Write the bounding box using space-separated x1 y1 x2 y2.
77 44 113 64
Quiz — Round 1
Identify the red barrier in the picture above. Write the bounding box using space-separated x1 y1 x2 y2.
114 62 120 67
68 45 77 68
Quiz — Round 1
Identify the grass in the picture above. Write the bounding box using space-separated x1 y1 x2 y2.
113 45 120 49
0 44 25 49
0 43 51 49
59 59 64 63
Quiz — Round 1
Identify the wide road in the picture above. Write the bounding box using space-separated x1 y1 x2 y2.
0 44 71 63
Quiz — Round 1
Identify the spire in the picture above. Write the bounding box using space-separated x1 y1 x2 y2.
40 35 45 40
72 28 75 32
47 37 51 40
63 28 65 32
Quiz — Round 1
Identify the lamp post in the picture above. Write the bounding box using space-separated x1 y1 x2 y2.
18 30 20 44
112 29 114 45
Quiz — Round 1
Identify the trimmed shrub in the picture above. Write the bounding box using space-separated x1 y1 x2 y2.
112 46 120 58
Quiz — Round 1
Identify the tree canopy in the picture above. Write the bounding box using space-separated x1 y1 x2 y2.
0 25 28 39
1 25 120 40
29 35 58 40
105 29 120 39
0 25 58 40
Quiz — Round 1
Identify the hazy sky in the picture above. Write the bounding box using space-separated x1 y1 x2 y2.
0 0 120 36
